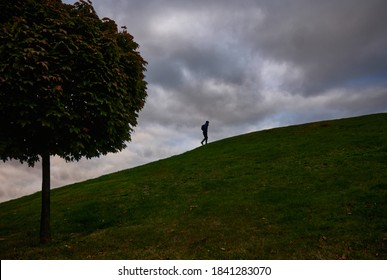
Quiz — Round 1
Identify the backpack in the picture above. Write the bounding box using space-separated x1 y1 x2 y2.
201 124 205 131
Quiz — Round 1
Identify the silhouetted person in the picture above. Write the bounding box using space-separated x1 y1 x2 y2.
201 121 209 145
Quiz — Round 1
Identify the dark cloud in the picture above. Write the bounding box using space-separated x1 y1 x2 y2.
1 0 387 202
254 0 387 94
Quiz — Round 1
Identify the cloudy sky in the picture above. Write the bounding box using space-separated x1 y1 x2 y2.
1 0 387 202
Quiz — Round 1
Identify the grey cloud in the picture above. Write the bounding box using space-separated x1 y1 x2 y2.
38 0 387 132
253 0 387 94
80 0 387 98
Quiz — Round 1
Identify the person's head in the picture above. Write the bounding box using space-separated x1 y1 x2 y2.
206 121 209 125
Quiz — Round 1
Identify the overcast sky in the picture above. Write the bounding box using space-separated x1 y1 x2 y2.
1 0 387 202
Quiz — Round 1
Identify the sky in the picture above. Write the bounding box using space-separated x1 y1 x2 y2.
1 0 387 202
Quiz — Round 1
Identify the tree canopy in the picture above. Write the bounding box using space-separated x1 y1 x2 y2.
0 0 147 166
0 0 147 243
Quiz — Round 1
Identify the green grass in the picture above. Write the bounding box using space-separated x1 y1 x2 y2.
1 113 386 259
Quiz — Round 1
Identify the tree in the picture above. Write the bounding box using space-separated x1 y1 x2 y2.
0 0 147 243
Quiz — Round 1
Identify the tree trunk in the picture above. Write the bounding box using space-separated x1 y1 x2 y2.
40 152 51 244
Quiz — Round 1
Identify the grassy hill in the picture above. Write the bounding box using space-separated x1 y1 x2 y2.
0 113 386 259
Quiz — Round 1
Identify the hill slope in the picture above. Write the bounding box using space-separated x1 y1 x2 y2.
1 113 386 259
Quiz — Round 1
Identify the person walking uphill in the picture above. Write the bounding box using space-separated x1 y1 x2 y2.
201 121 209 145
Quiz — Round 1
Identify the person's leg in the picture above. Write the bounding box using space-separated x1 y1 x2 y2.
201 133 207 145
